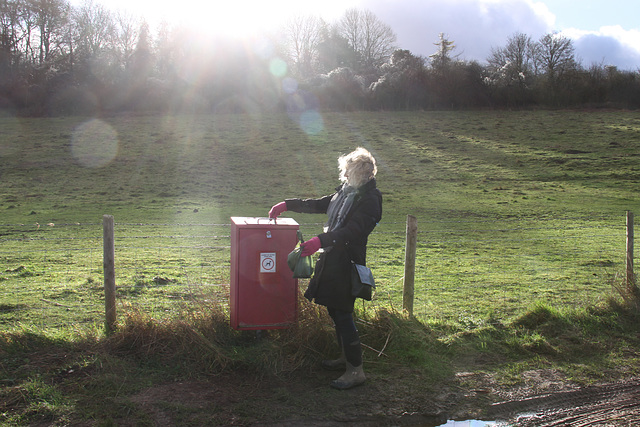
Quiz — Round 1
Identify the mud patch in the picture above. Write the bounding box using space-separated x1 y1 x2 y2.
489 377 640 426
127 369 640 426
130 377 262 426
128 368 447 426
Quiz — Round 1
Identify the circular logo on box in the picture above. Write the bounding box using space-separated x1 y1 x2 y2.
260 253 276 273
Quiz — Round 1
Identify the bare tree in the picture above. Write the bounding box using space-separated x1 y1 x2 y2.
282 14 326 78
113 10 140 72
29 0 69 65
1 0 67 66
338 8 396 70
532 32 580 105
1 0 23 71
72 0 115 59
487 32 536 87
17 0 37 63
536 32 577 80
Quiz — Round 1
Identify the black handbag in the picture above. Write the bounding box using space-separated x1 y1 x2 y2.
351 261 375 300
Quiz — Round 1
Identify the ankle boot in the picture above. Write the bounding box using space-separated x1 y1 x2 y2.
321 353 346 371
330 362 366 390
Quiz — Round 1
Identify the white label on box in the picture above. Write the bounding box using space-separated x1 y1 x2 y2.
260 252 276 273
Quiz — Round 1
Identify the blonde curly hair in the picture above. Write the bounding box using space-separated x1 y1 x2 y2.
338 147 378 188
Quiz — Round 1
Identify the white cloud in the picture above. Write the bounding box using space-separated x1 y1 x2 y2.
528 0 555 28
362 0 638 70
364 0 554 63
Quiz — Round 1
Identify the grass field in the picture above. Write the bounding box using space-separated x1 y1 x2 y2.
2 110 638 327
2 110 638 223
1 110 640 425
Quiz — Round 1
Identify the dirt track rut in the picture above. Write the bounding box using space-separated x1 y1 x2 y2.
488 378 640 426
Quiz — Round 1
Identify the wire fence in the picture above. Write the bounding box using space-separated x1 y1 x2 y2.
0 214 634 331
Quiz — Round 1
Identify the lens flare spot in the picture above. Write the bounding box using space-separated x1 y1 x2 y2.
299 110 324 135
282 77 298 94
71 119 118 168
269 58 288 77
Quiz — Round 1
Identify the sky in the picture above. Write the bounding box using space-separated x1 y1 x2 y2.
74 0 640 70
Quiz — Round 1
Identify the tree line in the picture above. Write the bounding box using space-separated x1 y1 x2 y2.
1 0 638 116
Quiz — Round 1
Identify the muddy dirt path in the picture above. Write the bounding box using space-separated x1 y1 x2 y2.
489 378 640 426
127 368 640 426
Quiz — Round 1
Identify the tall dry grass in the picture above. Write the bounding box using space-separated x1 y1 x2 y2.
610 273 640 312
104 292 342 376
101 289 437 377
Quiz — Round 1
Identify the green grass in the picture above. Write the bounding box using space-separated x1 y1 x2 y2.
2 110 638 223
1 110 639 327
1 110 640 424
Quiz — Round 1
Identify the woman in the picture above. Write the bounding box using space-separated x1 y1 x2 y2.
269 147 382 390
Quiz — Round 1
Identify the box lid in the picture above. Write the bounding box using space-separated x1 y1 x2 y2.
231 217 299 227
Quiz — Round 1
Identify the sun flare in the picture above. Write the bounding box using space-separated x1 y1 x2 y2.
171 2 286 37
104 0 357 38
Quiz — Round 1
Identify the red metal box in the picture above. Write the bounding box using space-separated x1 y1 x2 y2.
230 217 299 330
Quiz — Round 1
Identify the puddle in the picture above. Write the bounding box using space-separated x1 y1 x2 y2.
397 413 500 427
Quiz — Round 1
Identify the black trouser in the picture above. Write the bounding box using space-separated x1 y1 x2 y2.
327 307 362 367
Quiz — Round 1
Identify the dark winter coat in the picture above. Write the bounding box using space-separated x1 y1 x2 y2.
285 179 382 312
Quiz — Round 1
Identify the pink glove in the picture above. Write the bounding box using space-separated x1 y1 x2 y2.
300 236 321 257
269 201 287 218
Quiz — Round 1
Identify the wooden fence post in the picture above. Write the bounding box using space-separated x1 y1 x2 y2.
103 215 116 333
403 215 418 316
626 211 635 293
